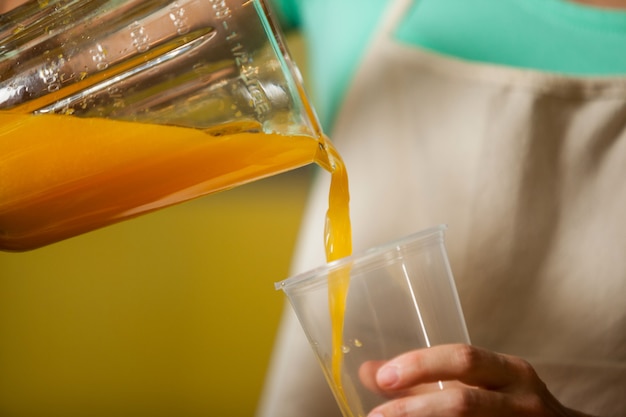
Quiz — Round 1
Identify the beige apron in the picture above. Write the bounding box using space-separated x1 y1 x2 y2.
257 1 626 416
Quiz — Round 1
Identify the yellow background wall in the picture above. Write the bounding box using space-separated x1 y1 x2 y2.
0 170 312 417
0 34 313 417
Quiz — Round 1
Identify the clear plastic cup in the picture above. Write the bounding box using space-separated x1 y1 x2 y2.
276 225 470 417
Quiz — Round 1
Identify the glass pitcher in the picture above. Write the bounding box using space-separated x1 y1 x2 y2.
0 0 327 252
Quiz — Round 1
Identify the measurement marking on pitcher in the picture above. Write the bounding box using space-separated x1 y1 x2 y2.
40 57 65 92
228 41 271 116
169 2 190 35
90 43 109 70
209 0 231 19
129 22 150 53
223 20 238 41
226 31 238 41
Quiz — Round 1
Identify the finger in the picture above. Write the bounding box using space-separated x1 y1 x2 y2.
367 386 519 417
359 360 386 395
375 344 539 392
360 360 446 398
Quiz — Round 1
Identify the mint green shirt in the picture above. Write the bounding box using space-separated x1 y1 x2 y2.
271 0 626 130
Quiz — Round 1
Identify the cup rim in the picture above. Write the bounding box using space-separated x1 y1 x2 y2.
275 224 448 291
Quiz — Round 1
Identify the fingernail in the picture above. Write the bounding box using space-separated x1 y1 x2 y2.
368 413 384 417
377 365 399 387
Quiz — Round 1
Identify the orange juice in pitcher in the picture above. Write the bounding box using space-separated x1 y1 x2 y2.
0 113 327 251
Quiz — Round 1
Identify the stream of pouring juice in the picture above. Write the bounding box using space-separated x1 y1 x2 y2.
318 141 354 415
0 111 354 414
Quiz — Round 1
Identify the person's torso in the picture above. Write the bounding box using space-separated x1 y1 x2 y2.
326 6 626 413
